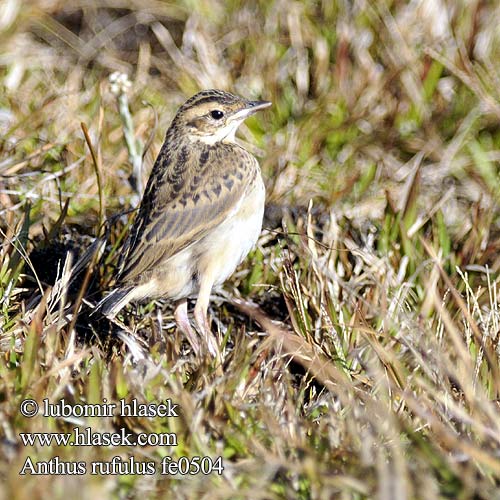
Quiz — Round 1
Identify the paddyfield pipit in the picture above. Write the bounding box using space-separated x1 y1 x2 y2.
99 89 271 356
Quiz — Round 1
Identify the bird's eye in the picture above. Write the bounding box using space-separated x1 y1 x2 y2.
210 110 224 120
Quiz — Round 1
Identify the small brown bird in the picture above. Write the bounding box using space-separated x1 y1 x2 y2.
99 89 271 356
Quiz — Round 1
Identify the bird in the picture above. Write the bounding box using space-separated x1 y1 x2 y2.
98 89 271 357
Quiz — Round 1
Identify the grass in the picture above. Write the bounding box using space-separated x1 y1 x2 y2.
1 0 500 498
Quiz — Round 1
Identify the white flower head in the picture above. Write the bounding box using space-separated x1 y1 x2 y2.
109 72 132 96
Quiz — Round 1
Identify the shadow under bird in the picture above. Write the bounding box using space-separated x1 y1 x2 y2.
98 89 271 356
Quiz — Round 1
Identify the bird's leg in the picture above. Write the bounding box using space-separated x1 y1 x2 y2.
174 299 201 356
194 280 220 358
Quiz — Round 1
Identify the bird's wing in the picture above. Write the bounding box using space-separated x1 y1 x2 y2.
118 142 258 283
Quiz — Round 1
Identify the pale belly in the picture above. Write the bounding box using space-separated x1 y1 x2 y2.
198 174 265 287
146 174 265 301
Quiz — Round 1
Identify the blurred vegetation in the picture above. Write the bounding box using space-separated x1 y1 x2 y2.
1 0 500 498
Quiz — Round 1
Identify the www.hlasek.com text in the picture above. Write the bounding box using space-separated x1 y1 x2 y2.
20 427 177 447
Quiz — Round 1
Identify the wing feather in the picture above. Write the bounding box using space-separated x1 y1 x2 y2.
117 141 256 284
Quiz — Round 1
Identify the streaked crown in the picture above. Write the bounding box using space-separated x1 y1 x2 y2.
172 89 271 144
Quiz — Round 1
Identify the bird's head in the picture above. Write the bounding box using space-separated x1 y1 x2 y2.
172 89 271 144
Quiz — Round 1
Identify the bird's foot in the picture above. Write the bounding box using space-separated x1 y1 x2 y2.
194 307 220 359
174 300 202 356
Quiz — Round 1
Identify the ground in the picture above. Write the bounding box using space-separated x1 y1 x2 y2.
1 1 500 499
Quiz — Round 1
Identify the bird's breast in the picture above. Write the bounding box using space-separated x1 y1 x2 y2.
195 170 265 287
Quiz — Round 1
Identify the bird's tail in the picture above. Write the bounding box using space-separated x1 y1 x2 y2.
94 287 135 318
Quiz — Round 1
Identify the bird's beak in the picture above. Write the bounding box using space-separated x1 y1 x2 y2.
246 100 272 114
229 100 272 122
